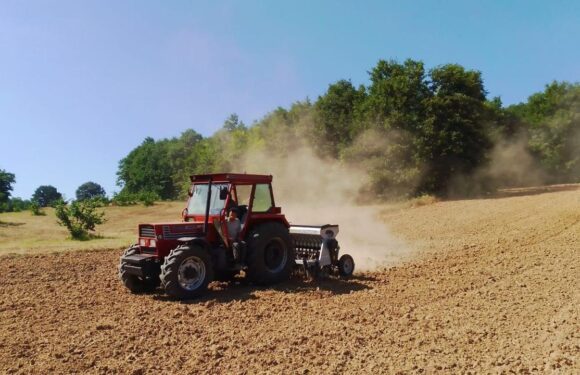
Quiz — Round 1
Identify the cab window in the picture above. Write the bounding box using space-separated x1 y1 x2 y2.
252 184 273 212
235 185 252 206
187 183 227 215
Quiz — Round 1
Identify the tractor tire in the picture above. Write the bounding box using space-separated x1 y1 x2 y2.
118 245 159 293
246 222 294 285
160 245 213 299
338 254 355 278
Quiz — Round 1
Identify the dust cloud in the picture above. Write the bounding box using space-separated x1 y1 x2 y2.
480 134 547 188
447 132 550 197
235 147 412 271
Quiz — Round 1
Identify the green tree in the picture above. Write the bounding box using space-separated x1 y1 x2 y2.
117 137 175 199
340 59 430 197
162 129 205 198
0 169 16 207
518 82 580 181
418 64 491 195
76 181 107 201
222 113 246 131
9 198 31 212
314 80 366 157
32 185 63 207
364 59 430 132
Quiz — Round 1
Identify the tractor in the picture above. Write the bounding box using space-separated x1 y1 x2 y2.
119 173 355 299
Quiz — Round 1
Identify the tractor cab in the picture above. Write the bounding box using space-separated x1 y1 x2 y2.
182 174 288 250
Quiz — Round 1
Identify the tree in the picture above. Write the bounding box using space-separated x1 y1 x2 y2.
417 64 491 195
517 82 580 182
76 181 106 201
365 59 430 132
222 113 246 131
314 80 366 157
0 169 16 205
167 129 214 198
32 185 63 207
116 137 175 199
340 59 431 196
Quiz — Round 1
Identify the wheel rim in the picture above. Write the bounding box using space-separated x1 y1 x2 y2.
264 238 288 273
342 257 354 275
178 256 206 291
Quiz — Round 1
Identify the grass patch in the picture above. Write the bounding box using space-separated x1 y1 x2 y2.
0 201 185 256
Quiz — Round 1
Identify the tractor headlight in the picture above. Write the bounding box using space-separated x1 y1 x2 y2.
150 239 156 248
139 238 146 247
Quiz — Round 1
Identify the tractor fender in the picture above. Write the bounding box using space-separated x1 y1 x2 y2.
177 237 210 251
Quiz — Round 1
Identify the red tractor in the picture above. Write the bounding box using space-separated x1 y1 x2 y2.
119 173 354 299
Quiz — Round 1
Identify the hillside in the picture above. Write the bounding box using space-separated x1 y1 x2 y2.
0 185 578 373
0 202 184 255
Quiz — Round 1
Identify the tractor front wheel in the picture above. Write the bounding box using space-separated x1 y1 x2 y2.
160 245 213 299
118 245 159 293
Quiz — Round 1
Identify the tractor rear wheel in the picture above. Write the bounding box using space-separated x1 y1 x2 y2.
246 222 294 285
118 245 159 293
160 245 213 299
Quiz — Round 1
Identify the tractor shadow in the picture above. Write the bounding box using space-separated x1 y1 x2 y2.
152 274 372 305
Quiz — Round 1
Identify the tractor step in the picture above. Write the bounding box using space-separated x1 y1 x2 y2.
122 253 157 264
121 253 160 278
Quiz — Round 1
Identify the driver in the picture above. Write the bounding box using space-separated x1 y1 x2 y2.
226 207 245 263
226 207 241 242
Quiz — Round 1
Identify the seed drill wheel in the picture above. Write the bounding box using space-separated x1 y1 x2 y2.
160 245 214 299
338 254 355 277
118 245 160 293
246 222 294 285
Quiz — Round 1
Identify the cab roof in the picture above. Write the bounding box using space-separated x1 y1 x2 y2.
190 173 273 184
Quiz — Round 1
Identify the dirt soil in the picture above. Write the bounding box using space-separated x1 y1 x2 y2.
1 186 579 374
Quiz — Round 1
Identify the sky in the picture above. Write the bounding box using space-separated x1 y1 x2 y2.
1 0 579 200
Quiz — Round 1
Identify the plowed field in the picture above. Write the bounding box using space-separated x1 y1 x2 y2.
1 186 579 374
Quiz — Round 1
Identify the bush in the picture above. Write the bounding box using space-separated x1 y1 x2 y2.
139 191 160 206
0 198 32 213
111 191 139 206
88 196 110 207
111 191 159 207
55 200 106 240
29 202 45 216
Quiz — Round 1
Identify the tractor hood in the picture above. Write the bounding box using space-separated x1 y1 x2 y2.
138 222 204 240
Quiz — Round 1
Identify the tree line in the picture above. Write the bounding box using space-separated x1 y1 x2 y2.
2 59 579 210
115 59 580 200
0 178 108 213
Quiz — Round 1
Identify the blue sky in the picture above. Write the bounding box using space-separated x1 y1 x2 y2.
1 0 579 200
